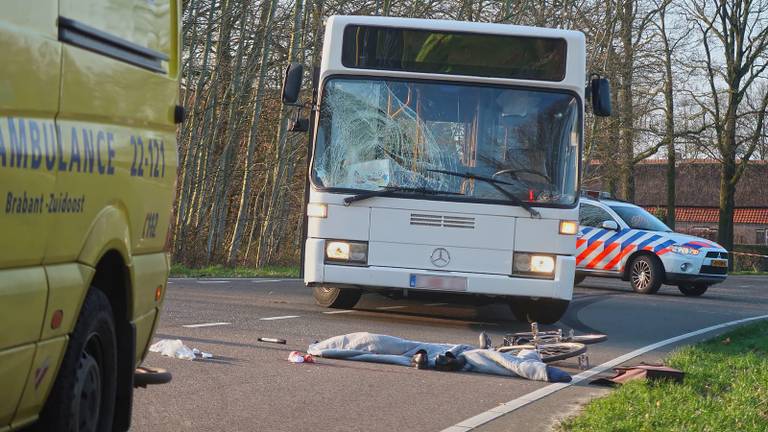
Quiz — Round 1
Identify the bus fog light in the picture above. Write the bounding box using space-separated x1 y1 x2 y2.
559 220 578 235
325 241 367 263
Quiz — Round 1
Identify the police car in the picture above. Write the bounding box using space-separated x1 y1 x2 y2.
575 193 728 296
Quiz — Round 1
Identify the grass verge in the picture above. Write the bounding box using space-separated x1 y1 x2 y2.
559 320 768 432
170 263 299 278
730 271 768 276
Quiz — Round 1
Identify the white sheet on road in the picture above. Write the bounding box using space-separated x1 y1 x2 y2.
308 332 550 382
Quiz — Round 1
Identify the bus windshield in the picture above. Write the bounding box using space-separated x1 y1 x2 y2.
312 77 581 206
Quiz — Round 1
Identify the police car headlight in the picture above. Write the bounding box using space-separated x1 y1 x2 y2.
513 253 555 277
325 240 368 264
671 245 699 256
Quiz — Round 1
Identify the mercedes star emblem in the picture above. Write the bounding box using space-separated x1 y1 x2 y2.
430 248 450 267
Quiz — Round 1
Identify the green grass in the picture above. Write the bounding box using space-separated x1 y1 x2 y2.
559 320 768 432
170 263 299 278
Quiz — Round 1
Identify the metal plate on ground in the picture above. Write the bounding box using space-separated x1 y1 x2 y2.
409 274 467 292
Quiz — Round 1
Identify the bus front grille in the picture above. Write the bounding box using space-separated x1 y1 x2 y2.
410 213 475 229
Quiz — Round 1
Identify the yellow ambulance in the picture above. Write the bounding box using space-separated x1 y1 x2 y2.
0 1 180 430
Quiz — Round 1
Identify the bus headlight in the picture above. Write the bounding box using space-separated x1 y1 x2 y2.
325 240 368 264
513 253 556 277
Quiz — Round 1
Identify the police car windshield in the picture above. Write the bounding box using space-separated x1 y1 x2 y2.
609 205 672 232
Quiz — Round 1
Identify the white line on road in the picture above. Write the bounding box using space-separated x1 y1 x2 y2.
260 315 300 321
196 280 228 284
323 310 355 314
442 313 768 432
376 306 406 310
425 303 448 307
182 322 231 328
252 279 281 283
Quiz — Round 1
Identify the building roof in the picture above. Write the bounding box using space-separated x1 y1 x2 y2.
644 206 768 224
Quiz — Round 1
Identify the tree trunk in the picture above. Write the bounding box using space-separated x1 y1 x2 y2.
227 0 279 265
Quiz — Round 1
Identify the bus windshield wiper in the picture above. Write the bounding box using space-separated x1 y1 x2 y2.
426 169 540 217
343 185 464 206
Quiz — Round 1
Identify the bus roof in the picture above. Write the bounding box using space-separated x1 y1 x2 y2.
320 15 586 95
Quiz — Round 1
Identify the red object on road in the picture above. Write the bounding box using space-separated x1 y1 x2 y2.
288 351 315 363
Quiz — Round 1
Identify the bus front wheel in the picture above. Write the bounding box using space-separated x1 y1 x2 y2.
508 298 570 325
313 286 362 309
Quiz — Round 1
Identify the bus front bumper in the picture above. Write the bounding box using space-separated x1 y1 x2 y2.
305 240 575 301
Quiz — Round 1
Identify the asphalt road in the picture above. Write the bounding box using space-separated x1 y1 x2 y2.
130 275 768 432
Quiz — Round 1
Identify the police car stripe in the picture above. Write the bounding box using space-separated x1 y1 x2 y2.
589 228 640 269
636 234 661 251
620 231 647 250
586 242 620 268
603 229 631 246
653 240 675 253
587 229 610 246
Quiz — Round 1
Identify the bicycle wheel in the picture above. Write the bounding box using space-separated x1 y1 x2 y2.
569 334 607 345
497 342 586 363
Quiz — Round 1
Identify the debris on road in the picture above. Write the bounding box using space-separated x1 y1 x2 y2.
308 332 570 383
258 337 287 344
149 339 213 360
591 363 684 386
288 351 315 364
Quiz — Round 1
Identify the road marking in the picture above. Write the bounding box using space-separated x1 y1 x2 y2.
252 279 281 283
323 310 354 314
260 315 300 321
182 322 231 328
196 280 228 284
425 302 448 306
442 313 768 432
376 306 406 310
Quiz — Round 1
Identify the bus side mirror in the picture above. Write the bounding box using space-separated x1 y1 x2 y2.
591 77 612 117
282 62 304 105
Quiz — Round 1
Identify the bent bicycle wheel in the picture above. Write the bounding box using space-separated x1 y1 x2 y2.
497 342 587 363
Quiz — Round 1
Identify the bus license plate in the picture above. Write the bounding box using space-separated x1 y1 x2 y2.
409 274 467 292
711 259 727 267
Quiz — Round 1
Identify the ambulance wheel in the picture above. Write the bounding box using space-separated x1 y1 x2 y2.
678 283 709 297
37 288 117 432
313 286 361 309
629 255 663 294
574 273 587 286
509 298 570 325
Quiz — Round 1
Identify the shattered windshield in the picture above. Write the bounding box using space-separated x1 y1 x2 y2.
312 77 580 206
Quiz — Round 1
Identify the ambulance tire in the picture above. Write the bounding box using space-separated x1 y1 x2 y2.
629 254 663 294
313 286 362 309
678 283 709 297
509 298 570 325
574 273 587 286
37 288 117 432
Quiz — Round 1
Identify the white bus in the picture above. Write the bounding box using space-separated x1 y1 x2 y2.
282 16 611 324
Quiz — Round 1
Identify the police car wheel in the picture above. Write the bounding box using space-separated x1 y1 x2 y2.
313 286 362 309
37 288 117 432
629 255 663 294
678 283 709 297
509 298 570 325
